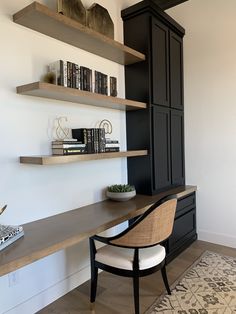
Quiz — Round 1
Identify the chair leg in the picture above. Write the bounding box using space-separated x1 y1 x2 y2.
90 264 98 303
161 265 171 295
133 276 140 314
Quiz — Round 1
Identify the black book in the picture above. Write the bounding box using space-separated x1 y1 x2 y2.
99 128 106 153
52 148 86 155
67 61 73 88
105 147 120 152
110 76 118 97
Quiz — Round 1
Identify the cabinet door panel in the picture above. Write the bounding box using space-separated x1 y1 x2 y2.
152 106 171 191
170 31 183 110
152 18 169 107
169 208 196 252
171 109 185 185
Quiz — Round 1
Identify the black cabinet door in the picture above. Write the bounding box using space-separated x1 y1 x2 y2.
152 18 169 107
171 109 185 186
168 208 196 254
152 106 171 191
169 31 183 110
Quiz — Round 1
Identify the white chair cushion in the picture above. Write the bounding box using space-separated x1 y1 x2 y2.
95 244 166 270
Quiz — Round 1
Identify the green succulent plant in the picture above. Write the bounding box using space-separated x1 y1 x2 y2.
107 184 135 193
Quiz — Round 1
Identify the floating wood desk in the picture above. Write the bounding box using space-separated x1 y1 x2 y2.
0 185 197 277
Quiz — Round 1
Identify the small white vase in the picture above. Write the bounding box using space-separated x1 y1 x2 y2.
106 190 136 202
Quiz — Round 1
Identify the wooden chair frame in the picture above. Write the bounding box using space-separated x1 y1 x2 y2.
89 194 177 314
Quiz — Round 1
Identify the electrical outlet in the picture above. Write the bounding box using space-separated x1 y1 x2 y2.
8 271 20 287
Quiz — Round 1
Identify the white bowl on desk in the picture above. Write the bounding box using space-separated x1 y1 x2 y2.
106 190 136 202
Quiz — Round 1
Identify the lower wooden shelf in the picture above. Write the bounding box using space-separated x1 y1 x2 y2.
20 150 148 165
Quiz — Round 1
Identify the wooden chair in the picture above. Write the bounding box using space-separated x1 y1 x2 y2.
89 195 177 314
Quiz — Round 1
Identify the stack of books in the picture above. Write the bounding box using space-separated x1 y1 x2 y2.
105 139 120 152
48 60 117 97
72 128 106 154
52 139 86 155
0 224 24 251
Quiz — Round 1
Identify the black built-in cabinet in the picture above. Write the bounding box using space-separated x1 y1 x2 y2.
122 0 185 195
122 0 197 260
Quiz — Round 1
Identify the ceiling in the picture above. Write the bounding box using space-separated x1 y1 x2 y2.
151 0 189 10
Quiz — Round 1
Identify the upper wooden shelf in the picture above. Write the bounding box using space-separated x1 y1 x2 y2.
13 2 146 65
17 82 147 111
20 150 148 165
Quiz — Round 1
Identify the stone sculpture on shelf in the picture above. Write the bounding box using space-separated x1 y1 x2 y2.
57 0 114 39
58 0 86 25
87 4 114 39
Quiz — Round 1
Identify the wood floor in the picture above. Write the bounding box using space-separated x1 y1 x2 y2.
38 240 236 314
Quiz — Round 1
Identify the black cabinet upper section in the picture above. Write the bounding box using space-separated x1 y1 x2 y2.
122 0 184 109
122 0 185 195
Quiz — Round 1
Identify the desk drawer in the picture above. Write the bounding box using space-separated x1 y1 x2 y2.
176 193 195 218
169 207 196 252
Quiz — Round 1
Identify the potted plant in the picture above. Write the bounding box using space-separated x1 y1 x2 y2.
106 184 136 201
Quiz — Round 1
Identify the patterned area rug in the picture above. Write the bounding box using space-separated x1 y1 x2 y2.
146 251 236 313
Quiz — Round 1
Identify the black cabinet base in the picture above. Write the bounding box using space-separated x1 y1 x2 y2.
166 233 198 264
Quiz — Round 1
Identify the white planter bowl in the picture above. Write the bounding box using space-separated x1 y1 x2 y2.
106 190 136 202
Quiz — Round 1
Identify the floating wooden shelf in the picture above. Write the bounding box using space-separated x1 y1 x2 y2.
17 82 147 111
20 150 148 165
13 2 146 65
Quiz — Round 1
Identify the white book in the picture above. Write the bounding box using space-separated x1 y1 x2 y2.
0 224 24 251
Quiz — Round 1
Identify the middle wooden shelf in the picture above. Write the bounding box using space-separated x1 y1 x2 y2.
17 82 147 111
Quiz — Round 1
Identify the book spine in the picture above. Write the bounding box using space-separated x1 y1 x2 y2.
110 77 118 97
67 61 71 88
95 71 98 93
104 74 108 95
99 128 106 153
86 129 92 154
72 63 76 89
52 144 86 149
75 64 80 89
105 147 120 152
98 72 102 94
62 61 67 87
52 148 86 155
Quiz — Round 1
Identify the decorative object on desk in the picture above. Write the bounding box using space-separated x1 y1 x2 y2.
146 251 236 314
99 119 112 135
110 76 117 97
87 3 114 39
43 71 56 84
0 205 7 216
0 224 24 251
57 0 86 25
54 116 70 140
106 184 136 201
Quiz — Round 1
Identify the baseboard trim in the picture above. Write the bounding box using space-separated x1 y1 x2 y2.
198 229 236 249
4 264 91 314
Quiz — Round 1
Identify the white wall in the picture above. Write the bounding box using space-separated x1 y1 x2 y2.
168 0 236 248
0 0 130 313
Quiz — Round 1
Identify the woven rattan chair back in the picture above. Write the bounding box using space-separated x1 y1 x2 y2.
110 198 177 248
